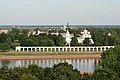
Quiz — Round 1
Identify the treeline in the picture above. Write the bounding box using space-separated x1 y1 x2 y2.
0 62 82 80
1 28 120 50
0 62 102 80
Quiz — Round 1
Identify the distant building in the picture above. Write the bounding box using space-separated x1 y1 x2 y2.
51 30 59 36
0 29 8 34
77 29 94 44
61 22 69 31
108 32 111 36
61 25 67 31
61 29 94 46
61 30 74 46
29 29 59 36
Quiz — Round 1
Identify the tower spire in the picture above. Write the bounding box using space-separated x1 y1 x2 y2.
66 22 69 27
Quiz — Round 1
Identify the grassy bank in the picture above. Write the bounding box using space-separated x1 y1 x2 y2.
0 51 101 60
0 51 102 56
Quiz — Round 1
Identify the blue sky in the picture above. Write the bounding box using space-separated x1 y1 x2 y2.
0 0 120 25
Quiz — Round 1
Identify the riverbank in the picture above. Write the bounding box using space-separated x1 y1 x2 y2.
0 54 101 60
0 51 102 55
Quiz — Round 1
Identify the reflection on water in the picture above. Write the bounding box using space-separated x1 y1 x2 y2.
0 58 99 72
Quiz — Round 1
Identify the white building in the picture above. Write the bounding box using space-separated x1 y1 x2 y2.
61 29 94 46
28 30 47 36
61 30 74 46
61 22 69 31
77 29 94 44
61 25 67 31
0 29 8 34
51 30 59 36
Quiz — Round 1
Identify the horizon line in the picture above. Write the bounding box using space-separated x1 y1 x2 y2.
0 24 120 26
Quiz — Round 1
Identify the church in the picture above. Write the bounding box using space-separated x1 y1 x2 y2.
61 25 94 45
77 29 94 44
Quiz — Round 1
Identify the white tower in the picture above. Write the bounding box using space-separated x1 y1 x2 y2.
65 30 71 46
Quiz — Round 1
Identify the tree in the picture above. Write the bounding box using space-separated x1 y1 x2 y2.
5 37 12 47
0 43 10 50
91 28 104 46
71 36 78 46
55 35 66 46
10 28 20 40
47 39 54 46
0 66 10 80
0 33 8 43
52 62 81 80
27 65 44 79
108 36 114 46
83 38 90 46
39 39 48 46
0 62 81 80
20 38 38 46
20 74 38 80
95 45 120 80
21 29 29 37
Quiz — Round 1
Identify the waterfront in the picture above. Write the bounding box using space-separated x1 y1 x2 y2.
0 58 99 72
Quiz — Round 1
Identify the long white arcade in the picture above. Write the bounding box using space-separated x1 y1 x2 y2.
15 46 114 52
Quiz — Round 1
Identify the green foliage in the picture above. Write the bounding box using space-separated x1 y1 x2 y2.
47 39 54 46
20 74 38 80
95 45 120 80
0 33 8 43
82 73 91 80
0 63 81 80
71 36 78 46
52 62 80 80
5 37 12 47
10 28 20 40
55 35 66 46
21 29 29 37
83 38 90 46
0 43 10 50
39 39 48 46
91 28 104 46
20 38 38 46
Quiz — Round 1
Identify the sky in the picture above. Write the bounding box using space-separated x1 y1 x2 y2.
0 0 120 25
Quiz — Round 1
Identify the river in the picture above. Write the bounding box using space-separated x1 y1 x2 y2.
0 58 99 72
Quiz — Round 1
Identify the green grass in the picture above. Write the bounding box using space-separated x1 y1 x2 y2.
0 50 101 56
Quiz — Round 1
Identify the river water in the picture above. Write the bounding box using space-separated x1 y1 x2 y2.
0 58 99 72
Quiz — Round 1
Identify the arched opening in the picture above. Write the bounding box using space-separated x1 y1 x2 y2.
60 48 62 51
83 48 85 51
52 48 55 51
37 48 39 51
44 48 47 52
28 48 31 51
24 48 27 51
98 48 101 51
71 48 73 51
87 48 89 51
79 48 81 52
102 48 104 51
94 48 97 51
64 48 66 51
56 48 58 51
106 47 108 50
48 48 51 52
67 48 70 52
32 48 35 52
21 48 23 52
75 48 77 51
41 48 43 52
90 48 93 51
